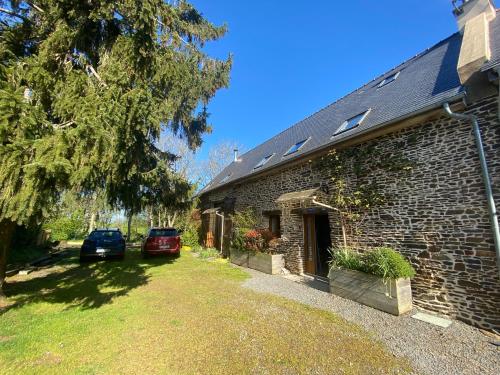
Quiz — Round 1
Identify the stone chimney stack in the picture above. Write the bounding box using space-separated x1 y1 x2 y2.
454 0 497 84
453 0 496 31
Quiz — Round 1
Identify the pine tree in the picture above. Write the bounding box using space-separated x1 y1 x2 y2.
0 0 231 297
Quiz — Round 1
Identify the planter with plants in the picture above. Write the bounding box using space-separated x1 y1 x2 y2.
231 229 284 275
229 209 284 275
328 247 415 315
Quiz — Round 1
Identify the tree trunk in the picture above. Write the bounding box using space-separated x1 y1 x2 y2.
88 212 97 234
167 212 177 227
88 192 98 234
149 207 154 228
0 219 17 300
127 212 133 242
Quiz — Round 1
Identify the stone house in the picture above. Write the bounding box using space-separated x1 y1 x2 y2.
198 0 500 331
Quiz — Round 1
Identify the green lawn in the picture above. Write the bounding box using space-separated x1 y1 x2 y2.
0 249 411 374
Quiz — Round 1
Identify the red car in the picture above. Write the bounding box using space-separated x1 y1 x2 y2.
141 228 181 258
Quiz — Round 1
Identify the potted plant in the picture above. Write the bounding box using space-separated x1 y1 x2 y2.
328 247 415 315
229 209 284 274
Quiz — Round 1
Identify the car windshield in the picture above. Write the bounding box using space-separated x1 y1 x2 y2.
89 231 121 240
149 229 178 237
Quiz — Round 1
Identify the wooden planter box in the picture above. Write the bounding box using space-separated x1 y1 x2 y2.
328 268 412 316
230 248 284 275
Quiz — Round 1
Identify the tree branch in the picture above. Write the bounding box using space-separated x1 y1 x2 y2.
25 1 44 13
52 121 75 130
86 64 108 87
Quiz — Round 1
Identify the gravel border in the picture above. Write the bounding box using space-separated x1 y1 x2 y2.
240 267 499 375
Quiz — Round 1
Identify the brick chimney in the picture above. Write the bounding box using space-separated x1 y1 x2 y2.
454 0 497 84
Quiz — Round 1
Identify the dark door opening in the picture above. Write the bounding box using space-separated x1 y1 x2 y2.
303 214 332 277
315 215 332 277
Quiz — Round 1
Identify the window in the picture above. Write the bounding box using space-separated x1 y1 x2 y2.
89 231 122 240
219 174 231 184
284 138 309 156
149 229 178 237
378 71 400 88
269 215 281 237
254 154 274 170
333 109 371 136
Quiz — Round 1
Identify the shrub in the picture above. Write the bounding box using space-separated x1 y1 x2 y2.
329 247 364 272
329 247 415 280
199 247 220 259
181 226 199 248
362 247 416 280
45 214 86 241
231 208 258 232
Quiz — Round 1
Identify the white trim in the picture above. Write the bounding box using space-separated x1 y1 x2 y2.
377 71 401 88
333 109 372 137
283 137 311 157
254 153 275 170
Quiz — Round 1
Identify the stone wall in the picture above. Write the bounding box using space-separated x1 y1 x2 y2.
200 95 500 331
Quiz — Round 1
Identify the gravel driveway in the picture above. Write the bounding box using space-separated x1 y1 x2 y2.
241 268 499 375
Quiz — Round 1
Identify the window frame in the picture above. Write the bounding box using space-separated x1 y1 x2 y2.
333 109 371 137
377 71 400 88
254 153 275 170
283 137 310 157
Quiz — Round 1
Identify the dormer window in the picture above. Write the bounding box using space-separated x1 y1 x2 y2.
333 110 371 136
284 138 309 156
378 71 400 88
254 154 274 170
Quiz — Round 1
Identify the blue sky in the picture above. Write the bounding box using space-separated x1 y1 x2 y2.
190 0 460 159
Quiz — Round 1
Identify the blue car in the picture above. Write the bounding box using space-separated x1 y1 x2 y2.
80 229 126 262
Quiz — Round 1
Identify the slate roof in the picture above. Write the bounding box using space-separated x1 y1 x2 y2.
201 16 499 195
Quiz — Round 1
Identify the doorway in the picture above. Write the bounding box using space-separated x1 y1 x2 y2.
303 214 332 277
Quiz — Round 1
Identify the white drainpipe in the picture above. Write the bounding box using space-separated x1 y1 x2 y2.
215 210 224 254
443 103 500 278
496 67 500 123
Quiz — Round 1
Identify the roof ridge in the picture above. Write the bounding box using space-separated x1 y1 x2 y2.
238 32 461 153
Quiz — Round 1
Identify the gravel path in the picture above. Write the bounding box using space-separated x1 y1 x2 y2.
241 268 499 375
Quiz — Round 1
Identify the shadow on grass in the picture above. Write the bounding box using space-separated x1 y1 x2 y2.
2 249 176 313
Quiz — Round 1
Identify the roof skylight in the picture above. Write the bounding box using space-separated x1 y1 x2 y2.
284 138 309 156
378 71 400 88
334 109 371 136
254 154 274 170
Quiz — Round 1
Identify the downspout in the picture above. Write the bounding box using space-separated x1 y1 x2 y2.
215 210 224 254
496 67 500 123
443 103 500 278
312 197 348 248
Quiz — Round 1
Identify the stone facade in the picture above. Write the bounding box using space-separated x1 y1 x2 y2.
200 95 500 331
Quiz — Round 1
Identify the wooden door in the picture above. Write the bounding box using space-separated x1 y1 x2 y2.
303 215 316 274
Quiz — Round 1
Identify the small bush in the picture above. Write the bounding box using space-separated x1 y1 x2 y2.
191 244 203 253
362 247 416 280
329 247 363 271
231 208 258 232
199 247 220 259
45 215 86 241
181 226 200 248
329 247 415 280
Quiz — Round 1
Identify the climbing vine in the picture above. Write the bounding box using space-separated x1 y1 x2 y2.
316 142 415 247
